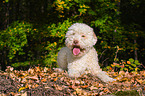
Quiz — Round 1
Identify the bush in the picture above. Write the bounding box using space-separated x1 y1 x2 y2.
43 19 73 67
106 58 141 72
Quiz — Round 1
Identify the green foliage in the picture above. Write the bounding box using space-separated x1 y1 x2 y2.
11 61 30 68
0 21 33 60
106 58 141 72
0 21 43 68
52 0 90 18
0 0 145 70
43 19 72 67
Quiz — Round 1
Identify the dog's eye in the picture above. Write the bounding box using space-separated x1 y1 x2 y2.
81 35 86 37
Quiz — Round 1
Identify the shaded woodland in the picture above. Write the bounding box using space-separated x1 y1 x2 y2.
0 0 145 71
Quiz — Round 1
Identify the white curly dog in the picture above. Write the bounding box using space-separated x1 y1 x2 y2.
57 23 116 82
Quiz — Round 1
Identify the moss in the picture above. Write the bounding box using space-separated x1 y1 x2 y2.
115 90 139 96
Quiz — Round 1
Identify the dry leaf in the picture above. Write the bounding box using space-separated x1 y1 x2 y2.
89 86 98 90
0 93 6 96
75 80 80 85
51 72 58 77
119 71 125 75
75 88 82 94
35 84 39 88
21 78 27 84
18 86 28 92
21 92 27 96
35 66 40 72
44 67 49 72
103 88 110 93
81 85 88 88
28 68 34 74
98 84 104 87
69 85 77 89
1 66 144 96
136 78 143 84
27 76 38 81
99 91 105 95
80 81 85 84
41 78 47 82
53 77 58 81
56 85 63 90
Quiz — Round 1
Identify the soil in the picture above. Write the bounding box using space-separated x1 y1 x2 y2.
0 74 72 96
0 74 20 94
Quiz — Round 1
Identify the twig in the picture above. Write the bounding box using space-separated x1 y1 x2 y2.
114 46 119 62
99 49 107 60
102 57 109 65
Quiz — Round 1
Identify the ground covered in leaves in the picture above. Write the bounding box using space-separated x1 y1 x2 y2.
0 66 145 96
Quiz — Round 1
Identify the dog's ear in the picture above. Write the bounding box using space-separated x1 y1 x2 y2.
92 32 97 45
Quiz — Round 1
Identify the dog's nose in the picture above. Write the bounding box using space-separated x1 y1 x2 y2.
73 40 79 44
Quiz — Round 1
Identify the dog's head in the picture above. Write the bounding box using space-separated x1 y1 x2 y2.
65 23 97 57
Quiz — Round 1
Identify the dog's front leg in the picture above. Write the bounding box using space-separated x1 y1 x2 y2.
68 69 81 77
57 47 69 70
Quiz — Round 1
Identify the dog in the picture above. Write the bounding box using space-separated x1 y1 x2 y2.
57 23 116 82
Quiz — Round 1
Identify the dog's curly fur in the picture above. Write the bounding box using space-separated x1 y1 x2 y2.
57 23 116 82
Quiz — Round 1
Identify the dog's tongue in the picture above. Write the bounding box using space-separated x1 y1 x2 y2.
73 48 80 55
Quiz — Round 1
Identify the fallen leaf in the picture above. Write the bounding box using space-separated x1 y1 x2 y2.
21 78 27 84
28 68 34 74
18 86 28 92
51 72 58 77
103 88 110 93
0 93 6 96
119 71 125 75
44 67 49 72
41 78 47 82
89 86 98 90
75 88 82 94
56 85 63 90
99 91 105 95
136 79 143 84
80 81 85 84
75 80 80 85
35 84 39 88
98 84 104 87
27 76 38 81
69 85 78 89
35 66 40 72
21 92 27 96
81 85 88 88
53 77 58 81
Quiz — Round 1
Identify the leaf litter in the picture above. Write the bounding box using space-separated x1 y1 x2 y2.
0 66 144 96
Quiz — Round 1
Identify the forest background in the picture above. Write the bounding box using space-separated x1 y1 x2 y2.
0 0 145 72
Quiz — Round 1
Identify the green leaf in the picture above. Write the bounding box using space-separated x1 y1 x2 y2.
123 68 128 71
106 66 111 69
131 64 136 67
88 10 97 15
74 0 79 3
134 60 141 65
5 0 9 2
120 68 124 71
129 66 133 70
78 9 84 12
115 65 121 68
125 64 129 67
129 58 134 63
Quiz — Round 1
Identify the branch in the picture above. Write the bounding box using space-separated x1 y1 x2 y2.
99 49 107 60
